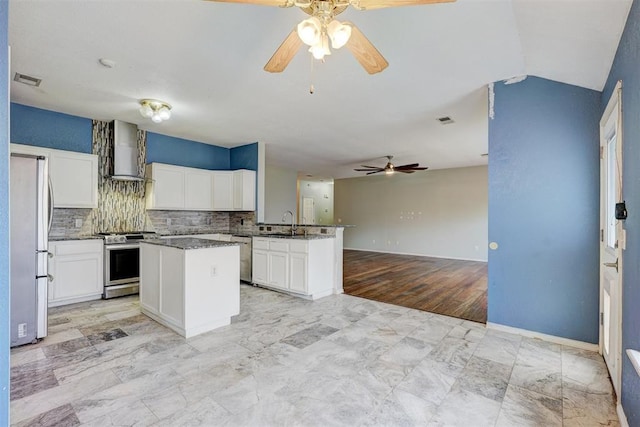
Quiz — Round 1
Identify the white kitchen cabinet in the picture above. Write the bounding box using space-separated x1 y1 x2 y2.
252 237 335 300
50 150 99 208
289 252 308 294
185 168 213 210
146 163 255 212
48 240 103 307
146 163 186 210
11 144 98 208
212 171 234 211
268 251 288 289
233 169 256 211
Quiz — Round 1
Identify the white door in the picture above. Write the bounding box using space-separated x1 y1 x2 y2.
302 197 315 224
599 81 623 398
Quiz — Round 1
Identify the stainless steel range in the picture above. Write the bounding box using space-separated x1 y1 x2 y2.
98 231 156 299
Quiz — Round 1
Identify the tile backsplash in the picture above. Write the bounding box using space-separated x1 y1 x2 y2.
91 120 147 233
49 208 94 239
147 210 230 235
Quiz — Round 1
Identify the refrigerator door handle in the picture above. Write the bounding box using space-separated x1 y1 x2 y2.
48 175 54 234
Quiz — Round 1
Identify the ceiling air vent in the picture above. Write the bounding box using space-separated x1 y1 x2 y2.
14 73 42 87
437 116 454 125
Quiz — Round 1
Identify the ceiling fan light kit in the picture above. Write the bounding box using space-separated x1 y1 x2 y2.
208 0 455 74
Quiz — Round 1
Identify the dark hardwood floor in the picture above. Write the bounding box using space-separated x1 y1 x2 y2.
343 250 487 323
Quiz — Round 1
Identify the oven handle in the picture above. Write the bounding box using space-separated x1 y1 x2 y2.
105 244 140 250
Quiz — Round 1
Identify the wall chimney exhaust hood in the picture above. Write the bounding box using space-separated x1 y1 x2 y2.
109 120 144 181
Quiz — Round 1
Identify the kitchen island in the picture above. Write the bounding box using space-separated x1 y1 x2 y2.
139 238 240 338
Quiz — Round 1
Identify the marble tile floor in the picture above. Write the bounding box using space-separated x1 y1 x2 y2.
10 285 619 426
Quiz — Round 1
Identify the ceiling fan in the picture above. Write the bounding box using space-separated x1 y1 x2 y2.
207 0 455 74
354 155 428 175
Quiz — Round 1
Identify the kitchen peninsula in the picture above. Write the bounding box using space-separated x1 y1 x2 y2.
138 237 240 338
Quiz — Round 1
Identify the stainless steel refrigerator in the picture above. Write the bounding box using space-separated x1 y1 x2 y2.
10 153 51 347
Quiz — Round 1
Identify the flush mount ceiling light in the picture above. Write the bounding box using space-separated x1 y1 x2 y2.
139 99 172 123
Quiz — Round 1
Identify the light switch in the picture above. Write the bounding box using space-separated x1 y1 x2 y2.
75 219 83 228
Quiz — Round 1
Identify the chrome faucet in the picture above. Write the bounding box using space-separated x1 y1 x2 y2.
282 210 296 236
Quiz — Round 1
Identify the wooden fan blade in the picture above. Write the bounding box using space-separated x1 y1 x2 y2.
206 0 291 7
360 165 381 169
394 163 420 170
367 170 382 175
350 0 455 11
344 23 388 74
264 29 303 73
396 170 416 173
355 168 383 172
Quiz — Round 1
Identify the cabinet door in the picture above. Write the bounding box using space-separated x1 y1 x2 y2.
50 151 98 208
185 169 213 210
253 250 268 284
212 172 234 210
233 170 256 211
268 252 288 289
150 164 185 209
139 244 160 313
289 253 308 294
48 241 103 304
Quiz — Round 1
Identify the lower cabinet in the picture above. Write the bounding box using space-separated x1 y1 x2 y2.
48 240 103 307
252 237 335 300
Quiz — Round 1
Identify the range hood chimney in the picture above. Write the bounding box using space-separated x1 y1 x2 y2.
109 120 144 181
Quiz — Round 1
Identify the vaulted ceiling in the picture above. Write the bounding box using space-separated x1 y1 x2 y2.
8 0 632 178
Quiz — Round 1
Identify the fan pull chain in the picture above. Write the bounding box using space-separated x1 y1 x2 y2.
309 54 315 94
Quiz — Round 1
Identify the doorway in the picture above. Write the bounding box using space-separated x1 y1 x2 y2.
599 80 623 398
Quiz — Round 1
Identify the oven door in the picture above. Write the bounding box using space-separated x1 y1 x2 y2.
105 243 140 286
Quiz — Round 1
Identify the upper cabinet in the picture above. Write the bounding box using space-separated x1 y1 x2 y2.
212 171 234 211
11 144 98 209
146 163 185 210
185 168 213 210
146 162 255 212
233 170 256 211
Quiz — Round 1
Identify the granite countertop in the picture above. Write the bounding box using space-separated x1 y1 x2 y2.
253 234 334 240
49 235 103 241
158 231 227 237
141 237 240 250
256 223 353 228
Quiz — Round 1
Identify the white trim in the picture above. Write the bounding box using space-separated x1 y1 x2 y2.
343 247 487 263
617 403 629 427
487 322 599 351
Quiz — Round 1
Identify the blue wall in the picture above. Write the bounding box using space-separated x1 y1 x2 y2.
146 132 230 170
488 76 601 343
1 1 10 423
10 103 92 153
230 142 259 171
602 0 640 422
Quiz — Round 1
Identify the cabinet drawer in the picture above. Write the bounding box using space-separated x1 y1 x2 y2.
52 241 102 256
289 241 308 254
269 240 289 252
253 238 269 250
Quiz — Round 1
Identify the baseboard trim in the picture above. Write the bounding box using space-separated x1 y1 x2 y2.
617 403 629 427
342 247 487 263
486 322 599 351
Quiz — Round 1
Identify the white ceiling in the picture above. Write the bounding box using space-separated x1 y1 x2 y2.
8 0 632 178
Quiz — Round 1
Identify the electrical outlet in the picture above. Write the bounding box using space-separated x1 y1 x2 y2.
210 266 218 277
75 219 83 228
166 218 172 226
18 323 27 338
